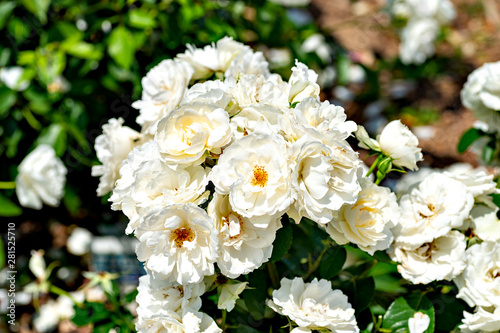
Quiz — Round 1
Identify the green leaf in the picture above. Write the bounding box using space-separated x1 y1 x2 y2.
0 235 5 269
319 246 346 279
125 289 138 303
108 26 135 69
269 218 293 262
492 194 500 209
0 87 17 117
36 123 67 156
428 292 467 331
20 0 51 24
458 128 483 153
0 193 22 217
0 2 16 30
483 138 497 165
382 293 435 333
351 276 375 312
63 41 103 60
127 9 157 29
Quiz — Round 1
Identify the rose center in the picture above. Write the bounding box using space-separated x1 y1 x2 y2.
251 165 268 187
171 227 195 248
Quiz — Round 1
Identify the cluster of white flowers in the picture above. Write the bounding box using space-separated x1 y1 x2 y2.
389 0 455 64
92 37 429 332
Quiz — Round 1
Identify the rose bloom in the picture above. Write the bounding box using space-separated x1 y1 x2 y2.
225 49 271 78
92 118 141 196
110 142 209 235
227 74 289 111
176 37 249 80
459 306 500 333
454 241 500 308
267 277 359 332
210 133 292 221
394 172 473 248
136 271 210 333
389 230 466 284
356 120 423 171
155 102 232 165
467 205 500 242
461 61 500 131
132 59 193 135
181 80 232 109
135 203 219 285
207 193 282 278
288 135 362 225
326 178 400 255
288 61 321 105
16 144 67 209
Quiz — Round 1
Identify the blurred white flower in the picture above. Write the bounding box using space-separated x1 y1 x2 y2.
268 0 310 6
288 135 362 225
326 178 400 255
208 193 282 278
91 118 141 196
29 250 47 281
33 293 83 333
459 306 500 333
218 281 248 312
394 172 473 248
389 230 467 284
267 277 359 332
461 61 500 131
211 133 292 220
155 102 232 165
16 145 67 209
454 241 500 308
133 59 194 135
47 75 70 94
0 67 30 91
135 203 219 284
67 227 93 256
409 312 431 333
301 34 332 63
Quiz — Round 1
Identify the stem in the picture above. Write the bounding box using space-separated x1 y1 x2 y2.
0 181 16 189
50 285 83 306
221 309 227 333
303 245 329 281
365 155 382 177
374 177 382 185
267 262 280 290
21 108 42 130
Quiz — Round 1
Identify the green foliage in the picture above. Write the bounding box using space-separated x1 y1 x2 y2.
0 193 21 216
269 216 293 262
382 293 435 333
458 128 485 153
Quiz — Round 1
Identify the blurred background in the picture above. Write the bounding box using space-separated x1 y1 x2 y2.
0 0 499 331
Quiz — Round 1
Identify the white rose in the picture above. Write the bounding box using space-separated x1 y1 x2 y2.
267 277 359 332
461 61 500 131
225 49 271 78
218 281 248 312
392 0 455 24
394 172 473 248
135 203 219 285
467 205 500 242
460 306 500 333
389 230 466 284
288 61 320 105
211 133 292 220
177 37 249 80
67 227 93 256
454 241 500 308
409 312 431 333
230 104 284 138
227 74 289 110
136 308 221 333
91 118 141 196
444 163 500 203
288 135 362 225
111 143 209 235
133 59 193 135
181 80 232 109
207 193 282 278
16 145 67 209
326 178 400 255
155 102 232 165
394 167 435 196
399 18 439 65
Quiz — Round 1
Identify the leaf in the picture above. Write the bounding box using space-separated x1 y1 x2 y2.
492 194 500 209
127 9 157 29
64 41 103 60
0 87 17 117
351 277 375 312
319 246 346 279
269 218 293 262
482 138 497 165
0 193 22 217
428 292 467 331
0 2 16 30
20 0 51 24
382 293 435 333
458 128 483 153
36 123 67 156
108 26 135 69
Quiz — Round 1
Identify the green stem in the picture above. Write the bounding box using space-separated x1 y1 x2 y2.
365 154 382 177
221 309 227 333
303 244 329 281
267 262 280 290
374 177 382 185
0 181 16 189
49 285 83 306
21 108 42 130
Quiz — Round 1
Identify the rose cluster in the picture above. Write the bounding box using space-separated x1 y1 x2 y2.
91 37 437 332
